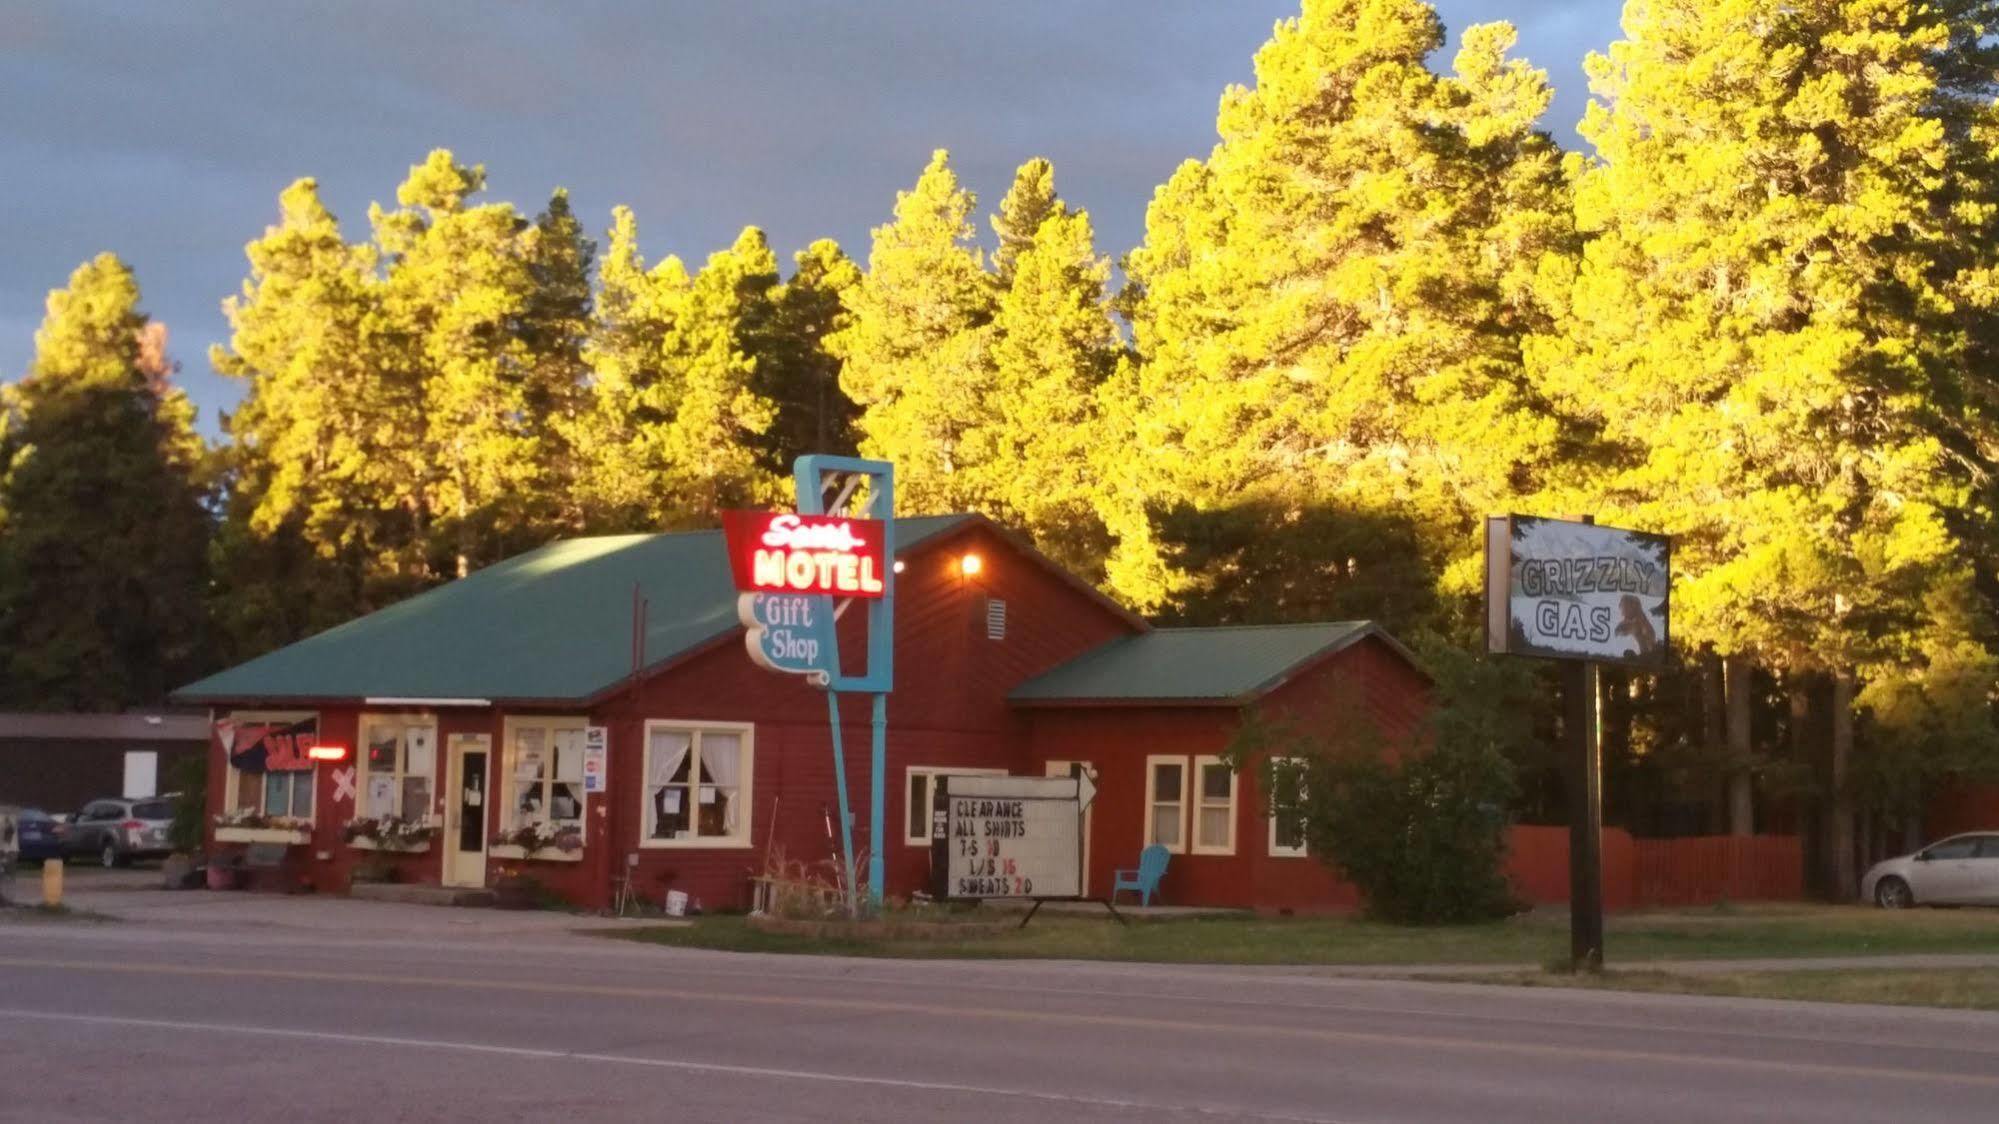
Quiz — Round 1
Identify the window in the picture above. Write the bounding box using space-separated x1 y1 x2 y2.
904 766 1007 846
1144 756 1187 853
358 717 437 822
504 716 588 833
1977 836 1999 859
221 711 318 823
1268 758 1308 858
1926 837 1979 861
1192 756 1236 855
642 721 753 847
237 771 313 820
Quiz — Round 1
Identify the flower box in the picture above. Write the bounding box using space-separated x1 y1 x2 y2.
214 826 311 846
487 844 583 863
348 838 432 854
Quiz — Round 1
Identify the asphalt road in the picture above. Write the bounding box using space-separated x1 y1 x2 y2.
2 915 1996 1123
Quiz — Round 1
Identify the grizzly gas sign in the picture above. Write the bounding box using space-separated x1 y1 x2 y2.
1485 515 1671 668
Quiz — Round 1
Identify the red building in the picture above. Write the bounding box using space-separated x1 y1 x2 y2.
174 515 1430 912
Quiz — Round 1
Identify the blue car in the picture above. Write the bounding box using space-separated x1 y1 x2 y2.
8 808 65 863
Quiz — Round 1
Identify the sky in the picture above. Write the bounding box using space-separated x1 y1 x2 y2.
0 0 1623 434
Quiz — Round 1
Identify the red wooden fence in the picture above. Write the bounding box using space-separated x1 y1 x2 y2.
1504 826 1802 910
1631 835 1802 907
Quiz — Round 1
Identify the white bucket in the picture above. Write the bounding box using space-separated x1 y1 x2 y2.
664 889 689 917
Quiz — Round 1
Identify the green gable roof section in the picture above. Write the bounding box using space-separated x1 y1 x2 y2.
1009 621 1420 707
174 515 977 706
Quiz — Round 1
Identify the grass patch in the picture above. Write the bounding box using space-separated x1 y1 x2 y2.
1470 967 1999 1011
607 903 1999 966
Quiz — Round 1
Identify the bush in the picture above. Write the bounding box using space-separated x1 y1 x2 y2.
1234 654 1522 925
165 752 207 854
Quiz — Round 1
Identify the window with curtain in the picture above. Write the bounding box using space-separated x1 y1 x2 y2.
643 723 752 846
507 718 587 831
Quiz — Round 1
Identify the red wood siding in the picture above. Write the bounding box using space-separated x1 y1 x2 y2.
1018 639 1429 913
206 524 1134 910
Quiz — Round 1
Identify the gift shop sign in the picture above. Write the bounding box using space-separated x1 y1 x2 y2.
722 511 887 599
737 591 833 683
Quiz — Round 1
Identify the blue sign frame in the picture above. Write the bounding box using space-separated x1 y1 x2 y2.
791 455 895 909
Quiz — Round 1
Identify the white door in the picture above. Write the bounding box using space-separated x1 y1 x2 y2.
1911 835 1981 903
444 734 491 888
1969 836 1999 906
122 751 158 799
1045 760 1094 896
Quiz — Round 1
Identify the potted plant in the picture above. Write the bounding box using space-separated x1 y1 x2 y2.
205 851 243 891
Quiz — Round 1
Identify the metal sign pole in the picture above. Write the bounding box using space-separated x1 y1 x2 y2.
825 689 859 918
868 691 887 909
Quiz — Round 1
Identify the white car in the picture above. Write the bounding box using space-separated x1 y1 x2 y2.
1862 832 1999 908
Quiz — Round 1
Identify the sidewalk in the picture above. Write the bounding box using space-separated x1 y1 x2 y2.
1 862 680 941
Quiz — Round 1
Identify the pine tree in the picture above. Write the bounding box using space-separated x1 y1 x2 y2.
574 205 693 530
754 239 862 468
0 255 211 708
370 150 564 576
833 150 999 514
649 227 782 522
1537 0 1999 891
986 161 1121 578
991 156 1060 286
1109 1 1574 618
522 189 596 531
211 178 405 654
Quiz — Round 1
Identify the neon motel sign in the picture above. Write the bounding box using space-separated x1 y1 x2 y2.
722 511 887 599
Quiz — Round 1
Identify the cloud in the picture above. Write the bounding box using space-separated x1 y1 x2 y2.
0 0 1621 430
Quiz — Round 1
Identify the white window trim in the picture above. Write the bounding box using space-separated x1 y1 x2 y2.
220 710 318 825
903 766 1006 846
639 719 755 850
356 713 438 824
501 714 591 837
1268 756 1308 859
1143 754 1188 855
1191 755 1237 856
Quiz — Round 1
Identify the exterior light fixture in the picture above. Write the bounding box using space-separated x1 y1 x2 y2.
893 559 906 574
307 744 349 762
960 553 983 578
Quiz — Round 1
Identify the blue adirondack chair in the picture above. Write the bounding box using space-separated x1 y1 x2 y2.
1112 844 1170 907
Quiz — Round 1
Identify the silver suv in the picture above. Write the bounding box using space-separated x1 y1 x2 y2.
64 797 175 867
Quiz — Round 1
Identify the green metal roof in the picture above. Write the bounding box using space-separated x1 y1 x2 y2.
1009 621 1388 706
174 515 974 705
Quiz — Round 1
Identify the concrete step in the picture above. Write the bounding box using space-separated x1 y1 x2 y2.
349 881 496 908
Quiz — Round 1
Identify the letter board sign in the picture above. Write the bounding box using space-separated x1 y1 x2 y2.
930 774 1091 901
1486 515 1671 668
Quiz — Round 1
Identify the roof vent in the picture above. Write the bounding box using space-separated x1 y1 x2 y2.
985 597 1007 641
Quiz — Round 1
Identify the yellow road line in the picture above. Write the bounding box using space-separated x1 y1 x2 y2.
1 955 1992 1090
